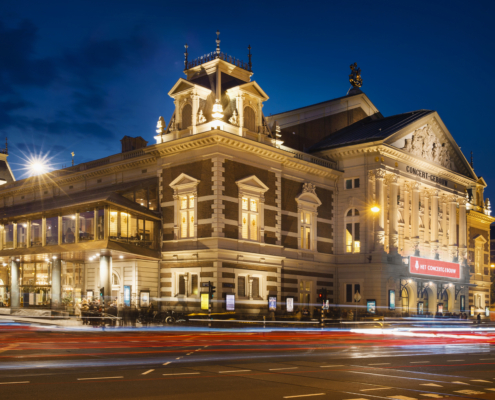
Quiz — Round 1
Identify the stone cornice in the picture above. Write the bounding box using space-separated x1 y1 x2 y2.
146 130 342 180
466 210 495 224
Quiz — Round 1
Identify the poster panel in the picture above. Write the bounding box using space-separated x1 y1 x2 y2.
286 297 294 313
367 299 376 314
268 296 277 311
201 293 209 310
389 290 395 310
226 294 235 311
485 306 490 317
123 285 131 307
470 306 475 317
140 291 150 308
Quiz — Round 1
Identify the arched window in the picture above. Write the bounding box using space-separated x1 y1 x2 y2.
401 287 409 314
244 106 256 132
182 104 192 129
112 272 120 286
345 209 360 253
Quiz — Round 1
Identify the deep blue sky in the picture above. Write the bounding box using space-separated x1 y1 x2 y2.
1 1 494 200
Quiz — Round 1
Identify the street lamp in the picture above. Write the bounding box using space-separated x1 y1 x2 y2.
371 205 380 251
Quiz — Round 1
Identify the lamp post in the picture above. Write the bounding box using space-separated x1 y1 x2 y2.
370 205 380 251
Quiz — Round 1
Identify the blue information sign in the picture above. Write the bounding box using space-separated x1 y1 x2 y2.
124 285 131 307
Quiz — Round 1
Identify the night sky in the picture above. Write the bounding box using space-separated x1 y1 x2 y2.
1 1 494 200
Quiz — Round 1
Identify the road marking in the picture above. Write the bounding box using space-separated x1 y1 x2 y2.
163 362 171 366
176 357 182 360
219 370 251 373
486 389 495 391
452 381 469 385
454 390 485 395
320 365 344 368
420 395 444 398
0 381 29 385
186 353 193 355
471 379 491 383
387 396 417 400
283 394 325 399
410 361 430 364
360 387 391 391
447 360 464 362
142 369 154 375
270 367 298 371
479 358 495 360
162 373 200 376
369 363 390 365
420 383 442 387
77 377 123 381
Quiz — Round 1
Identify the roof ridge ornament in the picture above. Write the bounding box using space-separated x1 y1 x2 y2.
216 30 221 57
184 44 188 70
349 62 363 88
248 45 252 72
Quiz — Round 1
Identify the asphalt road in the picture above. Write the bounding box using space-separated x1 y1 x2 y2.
1 322 495 400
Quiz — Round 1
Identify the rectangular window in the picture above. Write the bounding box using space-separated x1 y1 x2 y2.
346 222 360 253
79 211 94 241
346 284 352 302
30 219 42 247
191 275 198 295
45 217 59 245
241 197 259 241
62 215 76 244
238 276 246 297
252 277 260 298
4 223 13 249
300 212 312 250
178 275 186 295
346 223 353 253
179 195 195 238
345 178 360 189
17 222 28 248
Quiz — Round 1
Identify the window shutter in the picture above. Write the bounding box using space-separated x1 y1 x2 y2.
243 106 256 132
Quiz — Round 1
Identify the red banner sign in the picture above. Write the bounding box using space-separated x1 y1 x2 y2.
409 256 460 279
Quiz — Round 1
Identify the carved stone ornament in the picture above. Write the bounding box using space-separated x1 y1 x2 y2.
302 182 316 195
229 109 238 126
197 109 206 124
402 124 451 168
375 169 386 180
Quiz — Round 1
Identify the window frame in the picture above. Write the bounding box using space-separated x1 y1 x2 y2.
344 177 360 190
169 173 201 241
344 283 362 304
295 183 322 252
345 208 361 254
236 175 269 243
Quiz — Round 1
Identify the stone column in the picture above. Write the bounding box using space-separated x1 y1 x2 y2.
442 198 448 248
430 190 440 258
375 169 386 250
403 182 410 239
411 182 420 254
51 258 61 309
191 93 199 135
458 197 467 262
248 276 253 300
100 255 112 306
10 259 20 308
449 196 458 261
423 192 429 243
389 175 399 254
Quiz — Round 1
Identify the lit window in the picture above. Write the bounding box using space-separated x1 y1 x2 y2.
300 211 312 250
345 178 360 190
345 209 360 253
180 194 195 239
241 197 258 241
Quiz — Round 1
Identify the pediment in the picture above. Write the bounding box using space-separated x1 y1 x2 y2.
168 78 212 98
386 112 476 179
169 173 200 192
236 175 269 193
473 234 487 244
237 81 269 101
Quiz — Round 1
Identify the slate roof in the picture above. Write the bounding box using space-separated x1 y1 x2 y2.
308 109 434 152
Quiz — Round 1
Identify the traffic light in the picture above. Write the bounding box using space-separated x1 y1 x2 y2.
317 288 327 304
209 281 216 299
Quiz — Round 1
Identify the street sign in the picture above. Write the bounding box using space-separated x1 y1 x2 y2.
201 282 210 287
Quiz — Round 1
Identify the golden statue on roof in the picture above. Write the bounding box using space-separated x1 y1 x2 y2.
349 62 362 88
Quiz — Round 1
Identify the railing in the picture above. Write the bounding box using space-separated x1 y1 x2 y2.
287 149 337 170
186 51 251 72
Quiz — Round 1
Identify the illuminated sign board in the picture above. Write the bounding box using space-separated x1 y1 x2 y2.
409 256 460 279
286 297 294 313
226 294 235 311
367 300 376 314
268 296 277 311
140 291 150 308
388 290 395 310
124 285 131 307
470 306 475 317
486 307 490 317
201 293 209 310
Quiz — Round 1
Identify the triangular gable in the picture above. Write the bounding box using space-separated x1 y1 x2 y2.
236 175 269 193
169 173 200 192
168 78 212 98
237 81 269 101
386 111 476 180
473 234 487 244
477 177 487 187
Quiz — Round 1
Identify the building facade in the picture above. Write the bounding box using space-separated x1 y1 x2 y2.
0 40 491 318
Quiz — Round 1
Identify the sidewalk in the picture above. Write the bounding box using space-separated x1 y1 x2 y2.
0 314 82 327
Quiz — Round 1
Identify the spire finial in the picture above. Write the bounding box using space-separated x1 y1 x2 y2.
248 45 252 72
184 44 188 70
349 62 363 88
470 151 474 168
5 137 7 154
216 30 221 57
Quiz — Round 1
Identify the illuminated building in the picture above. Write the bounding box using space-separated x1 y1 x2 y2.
0 34 491 319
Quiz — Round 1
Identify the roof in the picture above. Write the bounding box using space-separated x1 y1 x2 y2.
0 178 160 220
308 109 435 152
